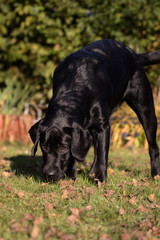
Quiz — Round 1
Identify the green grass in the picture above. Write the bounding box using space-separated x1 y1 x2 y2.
0 143 160 240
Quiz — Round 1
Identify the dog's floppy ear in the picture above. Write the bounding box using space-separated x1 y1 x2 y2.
29 120 42 157
71 124 92 162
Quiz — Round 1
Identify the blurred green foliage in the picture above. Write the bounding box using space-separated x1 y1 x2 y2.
0 0 160 115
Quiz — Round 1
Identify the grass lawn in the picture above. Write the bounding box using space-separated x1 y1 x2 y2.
0 143 160 240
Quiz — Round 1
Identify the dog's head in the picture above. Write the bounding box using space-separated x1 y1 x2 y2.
29 119 92 181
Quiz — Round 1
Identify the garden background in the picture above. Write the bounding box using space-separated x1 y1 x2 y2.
0 0 160 146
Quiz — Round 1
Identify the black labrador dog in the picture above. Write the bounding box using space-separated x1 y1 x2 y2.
29 39 160 182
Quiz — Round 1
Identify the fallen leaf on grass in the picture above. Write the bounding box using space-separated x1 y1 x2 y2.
44 227 56 239
67 208 79 224
62 189 69 199
21 213 34 221
57 231 75 240
60 179 74 189
44 201 54 210
132 230 156 240
2 171 12 177
31 215 43 240
85 205 93 211
41 182 46 186
129 197 137 205
148 203 160 209
99 233 111 240
108 168 115 175
48 213 56 218
0 159 10 166
152 227 160 236
79 205 93 214
103 190 115 198
10 222 29 233
31 225 39 239
121 233 131 240
2 146 7 152
70 208 79 217
148 194 155 202
154 175 160 180
132 178 137 186
119 208 126 215
135 205 149 213
85 187 95 195
16 192 24 199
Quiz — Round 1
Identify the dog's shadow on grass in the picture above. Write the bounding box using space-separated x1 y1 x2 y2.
5 155 93 183
6 155 45 181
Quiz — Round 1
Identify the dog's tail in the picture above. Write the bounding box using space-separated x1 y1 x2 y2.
138 49 160 66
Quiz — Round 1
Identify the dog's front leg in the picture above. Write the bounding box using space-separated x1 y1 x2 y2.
93 125 110 183
66 157 76 180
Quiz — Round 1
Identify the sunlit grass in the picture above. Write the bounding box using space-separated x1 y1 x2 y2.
0 144 160 240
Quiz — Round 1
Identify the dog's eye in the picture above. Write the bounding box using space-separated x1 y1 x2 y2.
58 145 69 154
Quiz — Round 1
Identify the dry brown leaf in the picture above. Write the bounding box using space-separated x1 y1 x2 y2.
85 205 93 211
149 203 160 209
31 215 43 239
49 192 57 198
70 208 80 217
129 197 137 205
108 168 115 175
31 225 39 239
154 175 160 180
0 159 9 166
67 214 79 223
2 146 7 152
2 171 11 177
152 227 160 236
99 233 111 240
21 213 34 221
60 179 74 189
94 179 105 188
67 208 80 224
103 190 115 198
121 233 131 240
45 201 54 210
57 231 75 240
136 205 149 213
148 194 155 202
34 215 43 226
49 213 56 218
17 192 24 199
132 178 137 186
119 208 126 215
41 182 46 186
62 189 69 199
85 187 95 195
44 227 56 239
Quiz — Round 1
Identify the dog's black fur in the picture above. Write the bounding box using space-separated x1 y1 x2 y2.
29 39 160 182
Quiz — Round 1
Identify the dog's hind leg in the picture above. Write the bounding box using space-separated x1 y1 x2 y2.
124 67 160 177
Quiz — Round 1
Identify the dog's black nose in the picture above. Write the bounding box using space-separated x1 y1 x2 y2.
43 167 55 177
47 171 55 177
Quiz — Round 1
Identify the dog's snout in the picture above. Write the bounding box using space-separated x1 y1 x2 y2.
43 166 55 176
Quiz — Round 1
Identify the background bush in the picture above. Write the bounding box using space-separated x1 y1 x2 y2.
0 0 160 116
